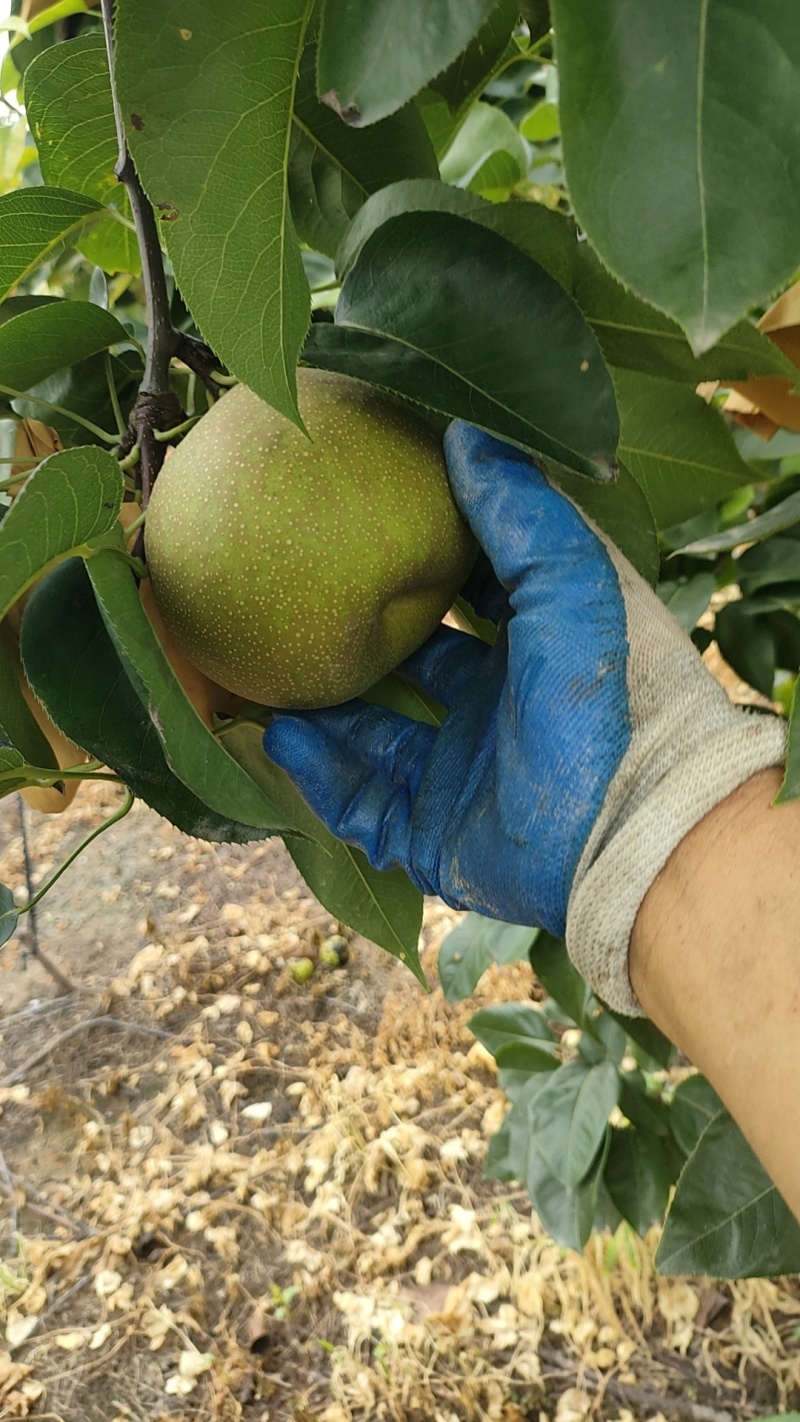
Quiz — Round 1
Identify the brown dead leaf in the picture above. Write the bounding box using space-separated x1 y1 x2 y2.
710 279 800 438
8 418 62 494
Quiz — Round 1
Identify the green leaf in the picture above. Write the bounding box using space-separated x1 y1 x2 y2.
669 1074 724 1157
681 490 800 555
520 100 559 143
714 601 776 698
736 538 800 597
526 1123 609 1250
572 243 798 385
339 184 796 383
0 445 123 622
219 717 425 979
438 913 538 1003
306 209 619 481
615 369 755 530
552 461 659 586
663 573 716 632
469 1002 557 1063
317 0 498 127
86 554 292 833
529 1059 619 1190
290 46 437 260
657 1111 800 1277
361 670 446 728
24 33 139 274
0 187 104 300
528 930 591 1027
0 882 18 948
0 623 57 768
618 1071 673 1139
20 559 272 843
439 101 528 194
552 0 800 353
115 0 314 428
422 0 519 155
336 177 487 277
0 301 131 395
604 1128 673 1235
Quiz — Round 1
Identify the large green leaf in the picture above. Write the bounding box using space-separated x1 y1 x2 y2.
615 369 755 529
529 1059 620 1189
0 301 131 395
317 0 498 127
338 182 797 382
0 445 123 621
20 559 272 843
86 553 293 833
0 187 104 299
657 1111 800 1276
219 717 425 979
669 1075 724 1157
24 33 139 274
289 46 437 259
571 243 798 385
115 0 314 428
552 461 659 586
604 1127 673 1235
306 209 619 481
552 0 800 352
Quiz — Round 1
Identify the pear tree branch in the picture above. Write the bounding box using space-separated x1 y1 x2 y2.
100 0 229 523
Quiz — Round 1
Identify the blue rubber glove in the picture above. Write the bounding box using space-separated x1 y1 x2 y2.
264 423 786 1012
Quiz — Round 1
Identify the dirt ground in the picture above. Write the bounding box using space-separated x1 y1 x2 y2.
1 783 800 1422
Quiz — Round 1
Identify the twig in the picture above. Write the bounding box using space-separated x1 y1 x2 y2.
101 0 183 522
16 795 75 996
8 1272 93 1358
2 1012 177 1087
0 1173 91 1239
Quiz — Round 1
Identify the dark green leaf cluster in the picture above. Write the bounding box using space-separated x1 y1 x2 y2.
440 913 800 1275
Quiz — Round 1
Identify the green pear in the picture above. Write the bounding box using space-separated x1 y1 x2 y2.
145 369 477 709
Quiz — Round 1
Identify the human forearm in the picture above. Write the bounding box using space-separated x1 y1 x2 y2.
630 765 800 1219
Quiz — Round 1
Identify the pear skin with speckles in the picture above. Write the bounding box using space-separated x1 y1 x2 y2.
144 370 477 709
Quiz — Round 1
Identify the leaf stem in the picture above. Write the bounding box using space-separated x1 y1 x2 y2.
0 385 119 443
104 350 127 437
2 789 135 925
154 415 201 442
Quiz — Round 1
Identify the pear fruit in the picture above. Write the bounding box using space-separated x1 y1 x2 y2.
145 370 476 709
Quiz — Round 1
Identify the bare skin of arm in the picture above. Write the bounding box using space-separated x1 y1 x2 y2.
629 764 800 1219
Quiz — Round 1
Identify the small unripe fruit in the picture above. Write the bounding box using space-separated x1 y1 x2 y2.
290 956 315 984
319 934 349 968
145 370 476 709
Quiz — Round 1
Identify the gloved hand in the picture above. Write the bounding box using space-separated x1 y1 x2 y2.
264 422 786 1013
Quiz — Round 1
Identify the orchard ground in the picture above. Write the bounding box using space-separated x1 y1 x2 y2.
1 783 800 1422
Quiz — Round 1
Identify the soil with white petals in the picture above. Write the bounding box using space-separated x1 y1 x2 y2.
1 785 799 1422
